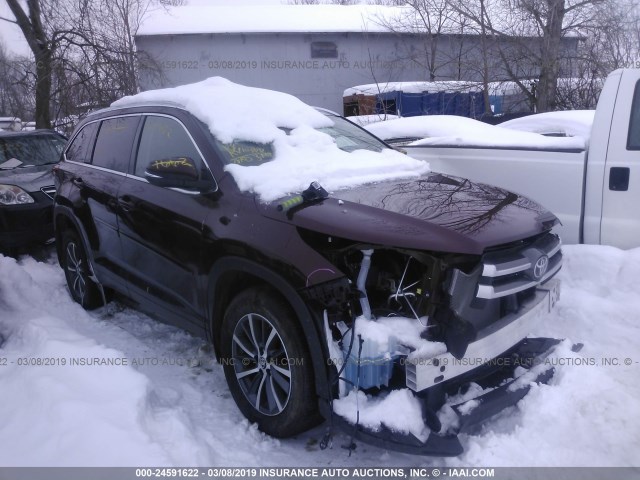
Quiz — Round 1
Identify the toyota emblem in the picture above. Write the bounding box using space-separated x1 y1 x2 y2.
533 255 549 279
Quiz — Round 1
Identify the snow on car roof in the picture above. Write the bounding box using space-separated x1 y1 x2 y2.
365 115 587 150
112 77 429 202
500 110 595 140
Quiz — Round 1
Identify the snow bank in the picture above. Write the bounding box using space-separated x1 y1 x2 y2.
366 115 586 150
333 389 428 441
449 245 640 467
0 256 170 465
1 244 640 466
0 254 278 466
113 78 430 202
500 110 595 140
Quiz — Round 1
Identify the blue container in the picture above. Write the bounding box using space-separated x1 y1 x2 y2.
343 354 395 389
341 333 398 389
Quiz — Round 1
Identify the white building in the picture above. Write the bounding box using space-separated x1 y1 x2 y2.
135 5 579 113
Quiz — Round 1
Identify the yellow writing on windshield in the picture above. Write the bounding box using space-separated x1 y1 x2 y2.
221 143 273 165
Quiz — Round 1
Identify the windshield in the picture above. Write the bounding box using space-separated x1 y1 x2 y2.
0 134 66 169
215 114 388 166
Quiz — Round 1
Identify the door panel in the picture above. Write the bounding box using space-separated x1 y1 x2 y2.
601 72 640 249
117 115 216 326
63 119 131 285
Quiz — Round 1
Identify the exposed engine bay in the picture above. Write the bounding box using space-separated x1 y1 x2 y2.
301 229 563 393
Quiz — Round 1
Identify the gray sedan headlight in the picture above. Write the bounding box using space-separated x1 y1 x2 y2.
0 185 35 205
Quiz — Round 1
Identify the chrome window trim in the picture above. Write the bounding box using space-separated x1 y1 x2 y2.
65 160 128 177
63 113 144 163
136 113 218 193
63 111 218 194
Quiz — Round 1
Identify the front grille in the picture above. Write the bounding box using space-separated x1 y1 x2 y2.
476 233 562 299
41 185 56 200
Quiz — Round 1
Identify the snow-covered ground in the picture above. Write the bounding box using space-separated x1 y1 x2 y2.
0 245 639 466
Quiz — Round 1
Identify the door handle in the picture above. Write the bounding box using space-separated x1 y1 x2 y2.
107 199 118 212
609 167 630 191
72 177 84 186
118 196 135 213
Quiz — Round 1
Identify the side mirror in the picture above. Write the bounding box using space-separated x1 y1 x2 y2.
144 157 213 191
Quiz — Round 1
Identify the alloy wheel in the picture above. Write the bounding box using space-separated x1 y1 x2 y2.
231 313 292 416
65 241 86 302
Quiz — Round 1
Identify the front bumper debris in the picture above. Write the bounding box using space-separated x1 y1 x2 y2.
331 336 560 456
407 279 560 391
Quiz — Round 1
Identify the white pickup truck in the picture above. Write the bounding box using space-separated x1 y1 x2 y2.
366 69 640 249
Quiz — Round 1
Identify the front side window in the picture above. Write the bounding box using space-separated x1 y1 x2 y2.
92 116 140 172
66 122 99 164
135 115 202 177
628 81 640 150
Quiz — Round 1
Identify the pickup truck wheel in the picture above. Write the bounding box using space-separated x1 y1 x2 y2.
220 287 319 438
61 230 102 310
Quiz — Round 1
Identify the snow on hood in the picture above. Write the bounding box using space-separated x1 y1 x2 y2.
112 77 430 202
365 115 587 150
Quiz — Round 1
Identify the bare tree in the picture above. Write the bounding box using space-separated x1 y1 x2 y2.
3 0 55 127
0 42 36 120
1 0 182 128
376 0 466 81
448 0 623 112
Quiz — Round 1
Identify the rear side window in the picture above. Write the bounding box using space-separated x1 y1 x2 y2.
134 115 202 177
66 122 99 163
92 116 140 172
628 81 640 150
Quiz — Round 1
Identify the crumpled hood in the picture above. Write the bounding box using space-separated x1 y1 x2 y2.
260 173 558 255
0 164 56 193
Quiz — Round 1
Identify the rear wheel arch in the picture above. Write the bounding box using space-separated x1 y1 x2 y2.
54 208 94 268
60 229 103 309
54 207 110 305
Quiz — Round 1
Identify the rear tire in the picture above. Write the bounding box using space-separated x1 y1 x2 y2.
61 230 102 310
220 286 320 437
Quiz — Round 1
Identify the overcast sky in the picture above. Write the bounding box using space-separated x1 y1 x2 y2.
0 0 293 57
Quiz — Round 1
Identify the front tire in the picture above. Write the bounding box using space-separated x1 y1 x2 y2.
220 286 319 437
61 230 102 310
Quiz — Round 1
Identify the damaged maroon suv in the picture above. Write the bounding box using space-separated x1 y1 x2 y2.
53 79 562 456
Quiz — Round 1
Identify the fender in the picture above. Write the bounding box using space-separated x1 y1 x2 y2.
54 205 97 271
207 256 333 402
